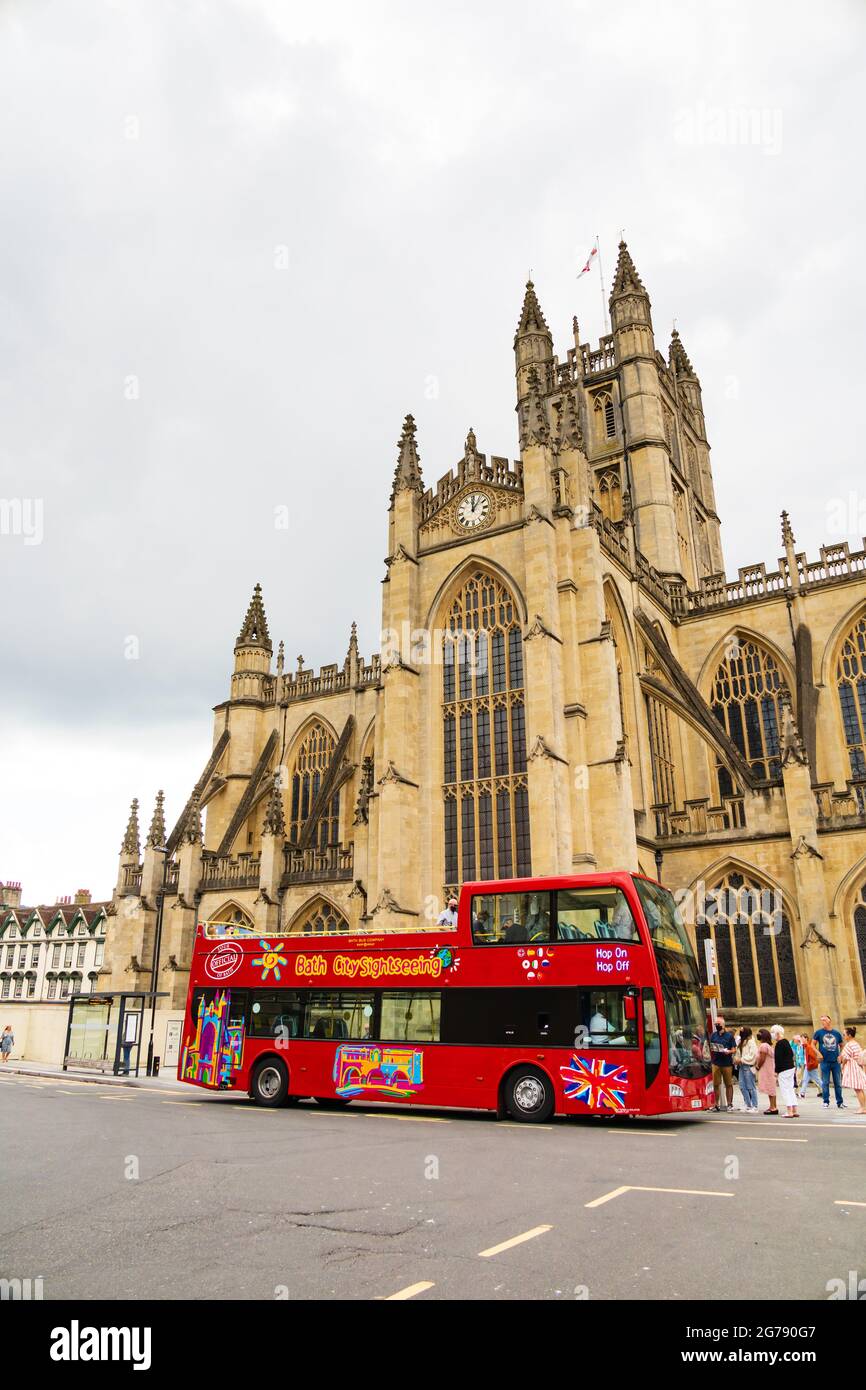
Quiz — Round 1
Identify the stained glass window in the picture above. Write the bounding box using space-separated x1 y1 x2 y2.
696 872 799 1009
289 722 341 849
836 614 866 777
442 571 530 894
709 636 784 789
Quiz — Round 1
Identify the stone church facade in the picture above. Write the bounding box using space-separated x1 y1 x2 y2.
105 242 866 1028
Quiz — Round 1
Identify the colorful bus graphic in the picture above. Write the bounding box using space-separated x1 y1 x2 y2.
333 1044 424 1099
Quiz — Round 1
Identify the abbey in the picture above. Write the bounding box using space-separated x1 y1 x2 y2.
105 242 866 1027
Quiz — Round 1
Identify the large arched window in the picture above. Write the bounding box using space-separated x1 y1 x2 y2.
645 694 678 810
288 898 350 936
207 902 255 935
696 871 799 1009
709 636 785 792
289 722 340 848
441 570 530 891
836 614 866 777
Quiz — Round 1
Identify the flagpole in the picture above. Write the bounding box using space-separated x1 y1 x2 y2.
596 234 609 335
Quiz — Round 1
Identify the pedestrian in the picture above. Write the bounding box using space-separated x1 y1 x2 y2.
735 1026 759 1112
709 1014 736 1111
755 1028 778 1114
840 1026 866 1115
792 1033 806 1090
0 1025 13 1061
813 1013 846 1110
799 1033 822 1098
771 1024 799 1118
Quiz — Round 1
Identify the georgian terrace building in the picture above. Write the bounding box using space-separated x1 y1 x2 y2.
102 243 866 1032
0 882 109 1003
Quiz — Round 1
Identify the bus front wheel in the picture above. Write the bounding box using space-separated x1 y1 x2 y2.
251 1059 289 1107
504 1066 555 1123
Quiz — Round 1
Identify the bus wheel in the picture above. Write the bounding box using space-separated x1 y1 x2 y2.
504 1066 554 1123
251 1059 289 1107
313 1096 352 1109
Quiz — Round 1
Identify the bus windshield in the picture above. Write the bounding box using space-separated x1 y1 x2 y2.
633 877 692 954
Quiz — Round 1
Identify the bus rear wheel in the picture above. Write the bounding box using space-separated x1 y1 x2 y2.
251 1059 289 1107
504 1066 554 1123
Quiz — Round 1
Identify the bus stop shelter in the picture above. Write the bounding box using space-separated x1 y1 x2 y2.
63 991 169 1077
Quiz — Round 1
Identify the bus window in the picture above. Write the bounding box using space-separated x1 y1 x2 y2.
249 990 301 1039
576 988 639 1048
554 887 639 942
380 991 441 1042
471 891 552 944
642 989 662 1085
305 991 375 1040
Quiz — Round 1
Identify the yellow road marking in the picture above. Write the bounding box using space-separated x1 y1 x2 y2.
478 1225 553 1257
498 1123 554 1131
585 1184 734 1209
834 1199 866 1207
365 1113 451 1124
384 1281 435 1300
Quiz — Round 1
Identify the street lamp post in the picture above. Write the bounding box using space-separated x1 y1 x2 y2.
654 848 664 884
145 845 169 1076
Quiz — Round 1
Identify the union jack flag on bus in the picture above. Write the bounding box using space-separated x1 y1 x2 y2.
561 1054 629 1111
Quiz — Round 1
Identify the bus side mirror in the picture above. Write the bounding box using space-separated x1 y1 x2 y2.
623 994 637 1020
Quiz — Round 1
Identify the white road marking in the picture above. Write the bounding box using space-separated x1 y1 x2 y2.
735 1135 808 1143
478 1225 553 1257
384 1281 435 1300
585 1184 734 1209
834 1199 866 1207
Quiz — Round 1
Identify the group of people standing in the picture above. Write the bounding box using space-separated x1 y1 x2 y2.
709 1014 866 1118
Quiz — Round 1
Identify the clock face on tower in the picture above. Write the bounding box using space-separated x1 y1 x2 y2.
455 490 492 531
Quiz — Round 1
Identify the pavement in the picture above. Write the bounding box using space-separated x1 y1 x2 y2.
2 1069 865 1301
0 1059 187 1089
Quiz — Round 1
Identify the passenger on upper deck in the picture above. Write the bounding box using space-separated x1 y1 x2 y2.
437 896 459 927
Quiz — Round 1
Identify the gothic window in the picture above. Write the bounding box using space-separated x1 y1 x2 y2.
290 899 350 936
854 883 866 999
593 391 616 440
672 483 690 575
289 722 340 849
208 902 254 932
662 402 675 454
597 468 622 524
696 515 711 577
695 872 799 1009
835 614 866 777
686 438 700 493
442 570 530 892
709 636 784 789
645 694 677 809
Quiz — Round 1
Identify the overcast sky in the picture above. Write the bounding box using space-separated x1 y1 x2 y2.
1 0 864 904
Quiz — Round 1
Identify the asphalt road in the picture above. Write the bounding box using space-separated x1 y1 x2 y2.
2 1072 864 1301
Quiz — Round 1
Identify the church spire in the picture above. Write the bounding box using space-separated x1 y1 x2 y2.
344 620 359 672
609 238 647 300
514 279 551 343
391 414 423 500
145 790 166 849
120 798 140 859
235 583 272 654
669 327 696 378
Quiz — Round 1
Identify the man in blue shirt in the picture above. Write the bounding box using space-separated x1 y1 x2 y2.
709 1015 736 1112
813 1014 846 1110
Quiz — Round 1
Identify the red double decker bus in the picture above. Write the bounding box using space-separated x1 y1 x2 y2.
179 872 713 1121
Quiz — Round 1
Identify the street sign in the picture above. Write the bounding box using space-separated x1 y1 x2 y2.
702 985 719 1000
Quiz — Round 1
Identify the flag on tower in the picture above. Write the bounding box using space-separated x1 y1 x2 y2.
578 242 598 278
